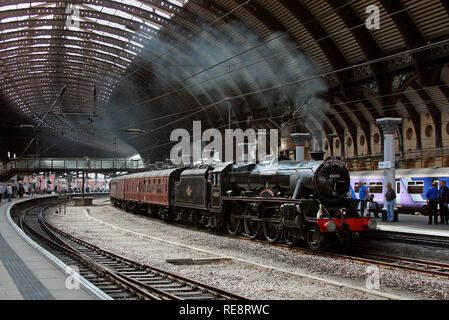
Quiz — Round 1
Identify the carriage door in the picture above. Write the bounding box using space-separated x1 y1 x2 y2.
396 179 401 207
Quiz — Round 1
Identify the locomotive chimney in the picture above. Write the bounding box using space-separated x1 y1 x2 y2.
290 133 310 162
310 151 325 161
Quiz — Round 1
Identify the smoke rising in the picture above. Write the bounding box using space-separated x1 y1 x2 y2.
107 19 330 159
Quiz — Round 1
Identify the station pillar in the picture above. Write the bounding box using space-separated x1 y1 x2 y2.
376 117 402 193
66 174 72 200
290 133 310 162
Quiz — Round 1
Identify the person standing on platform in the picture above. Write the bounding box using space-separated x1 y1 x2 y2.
385 183 396 222
0 184 3 202
426 182 439 225
358 181 368 217
438 180 449 224
6 184 13 202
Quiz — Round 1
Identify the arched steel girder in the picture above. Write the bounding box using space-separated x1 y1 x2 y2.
379 0 439 87
278 0 351 91
8 90 104 111
397 94 422 150
1 73 110 93
1 57 124 83
411 80 442 149
1 63 118 84
0 38 135 63
2 45 130 70
326 0 391 107
2 53 125 79
441 0 449 13
200 0 318 120
121 14 294 132
334 94 371 156
329 96 358 156
0 28 143 57
0 5 172 34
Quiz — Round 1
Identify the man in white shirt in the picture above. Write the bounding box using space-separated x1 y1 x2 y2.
7 184 13 202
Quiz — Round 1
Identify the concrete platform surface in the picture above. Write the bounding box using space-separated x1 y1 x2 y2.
375 213 449 237
0 195 97 300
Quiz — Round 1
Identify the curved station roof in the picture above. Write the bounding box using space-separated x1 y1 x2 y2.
1 0 449 164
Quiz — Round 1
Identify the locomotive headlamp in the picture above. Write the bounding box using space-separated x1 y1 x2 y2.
367 219 377 231
325 220 337 232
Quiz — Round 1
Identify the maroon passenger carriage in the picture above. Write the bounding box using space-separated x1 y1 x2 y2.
110 157 377 250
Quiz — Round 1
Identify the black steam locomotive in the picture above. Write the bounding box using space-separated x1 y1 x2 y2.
110 155 376 250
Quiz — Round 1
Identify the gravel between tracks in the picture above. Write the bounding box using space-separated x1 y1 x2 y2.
45 199 449 300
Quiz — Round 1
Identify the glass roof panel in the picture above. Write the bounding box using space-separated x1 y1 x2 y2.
0 0 186 134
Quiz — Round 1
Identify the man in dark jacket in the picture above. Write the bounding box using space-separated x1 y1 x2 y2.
385 183 396 222
439 180 449 224
426 182 439 225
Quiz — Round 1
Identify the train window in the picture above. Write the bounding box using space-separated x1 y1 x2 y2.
368 182 383 193
396 181 400 193
408 181 424 194
217 174 221 187
143 180 146 193
153 179 156 193
157 179 161 193
354 182 367 193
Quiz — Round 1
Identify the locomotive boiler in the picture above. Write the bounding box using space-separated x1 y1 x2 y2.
224 156 375 250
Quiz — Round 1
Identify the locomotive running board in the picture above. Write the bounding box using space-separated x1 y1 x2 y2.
223 196 302 204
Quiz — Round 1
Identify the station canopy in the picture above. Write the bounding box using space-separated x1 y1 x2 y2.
0 0 449 161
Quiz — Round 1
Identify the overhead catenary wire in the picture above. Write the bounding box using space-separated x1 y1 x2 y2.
92 0 431 124
109 39 449 142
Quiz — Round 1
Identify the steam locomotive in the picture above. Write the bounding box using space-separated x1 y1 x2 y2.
110 155 377 250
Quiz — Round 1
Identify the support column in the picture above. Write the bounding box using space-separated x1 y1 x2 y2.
290 133 310 162
26 176 30 195
376 117 402 192
82 171 85 198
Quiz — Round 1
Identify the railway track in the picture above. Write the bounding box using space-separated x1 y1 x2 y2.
109 204 449 281
15 201 246 300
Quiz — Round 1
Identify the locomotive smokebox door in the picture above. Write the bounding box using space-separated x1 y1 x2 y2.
210 163 233 212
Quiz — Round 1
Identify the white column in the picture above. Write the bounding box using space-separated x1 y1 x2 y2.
376 117 402 198
290 133 310 162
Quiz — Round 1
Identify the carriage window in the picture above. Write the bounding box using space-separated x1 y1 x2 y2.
152 179 156 193
354 182 367 193
157 179 161 193
216 174 220 187
408 181 424 194
396 181 400 193
368 182 383 193
143 180 146 193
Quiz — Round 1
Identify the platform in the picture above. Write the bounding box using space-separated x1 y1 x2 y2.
0 195 102 300
375 213 449 238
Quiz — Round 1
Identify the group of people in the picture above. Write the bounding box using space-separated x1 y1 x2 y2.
0 183 26 203
358 181 397 222
425 180 449 225
0 184 14 202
